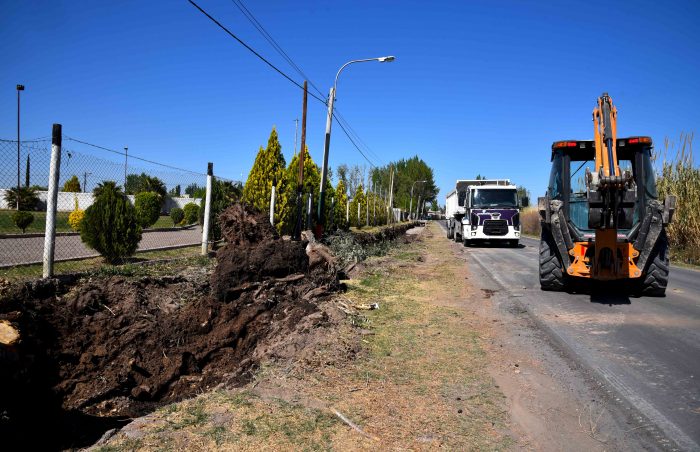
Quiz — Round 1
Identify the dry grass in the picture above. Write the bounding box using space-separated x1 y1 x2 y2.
655 132 700 265
520 207 541 238
98 223 512 451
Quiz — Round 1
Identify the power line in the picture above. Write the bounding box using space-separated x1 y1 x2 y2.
189 0 379 168
333 109 385 165
228 0 326 99
225 0 384 167
188 0 326 104
63 135 212 177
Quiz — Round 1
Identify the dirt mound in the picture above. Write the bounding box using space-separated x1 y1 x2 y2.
0 203 341 450
212 204 310 302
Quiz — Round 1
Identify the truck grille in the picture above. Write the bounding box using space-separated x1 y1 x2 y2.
483 220 508 236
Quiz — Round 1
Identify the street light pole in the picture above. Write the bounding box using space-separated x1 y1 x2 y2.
409 180 426 220
16 84 25 210
317 55 395 234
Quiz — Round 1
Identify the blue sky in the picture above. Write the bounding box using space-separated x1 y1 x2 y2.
1 0 698 201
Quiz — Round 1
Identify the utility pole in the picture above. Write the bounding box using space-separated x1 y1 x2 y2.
294 82 308 240
124 146 128 189
83 171 92 193
16 84 25 210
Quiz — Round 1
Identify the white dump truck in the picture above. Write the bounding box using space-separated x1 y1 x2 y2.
445 179 527 246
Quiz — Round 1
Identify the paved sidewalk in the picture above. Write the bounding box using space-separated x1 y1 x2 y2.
0 227 202 267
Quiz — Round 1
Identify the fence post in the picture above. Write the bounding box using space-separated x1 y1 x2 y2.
269 183 276 226
366 194 370 227
42 124 62 278
306 193 312 230
201 162 213 255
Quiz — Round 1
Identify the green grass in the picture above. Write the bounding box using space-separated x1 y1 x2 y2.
0 211 184 234
0 245 205 281
0 210 71 233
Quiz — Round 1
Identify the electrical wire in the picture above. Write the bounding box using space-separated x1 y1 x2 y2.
229 0 326 99
63 135 211 177
189 0 381 169
188 0 326 105
226 0 384 167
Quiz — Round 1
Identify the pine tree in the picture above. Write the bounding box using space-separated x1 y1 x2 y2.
277 145 320 235
243 128 286 215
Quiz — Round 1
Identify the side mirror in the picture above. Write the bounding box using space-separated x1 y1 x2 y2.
520 196 530 208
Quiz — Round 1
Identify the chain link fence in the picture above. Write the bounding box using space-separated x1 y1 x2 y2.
0 130 236 281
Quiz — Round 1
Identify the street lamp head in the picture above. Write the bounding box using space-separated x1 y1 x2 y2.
16 84 25 91
377 56 395 63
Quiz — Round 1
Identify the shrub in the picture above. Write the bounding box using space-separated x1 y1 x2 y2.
170 207 184 226
69 209 85 232
135 191 161 228
80 181 142 264
4 186 39 211
183 202 199 224
68 194 85 232
12 211 34 233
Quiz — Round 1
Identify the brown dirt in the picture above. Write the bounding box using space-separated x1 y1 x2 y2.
0 203 343 450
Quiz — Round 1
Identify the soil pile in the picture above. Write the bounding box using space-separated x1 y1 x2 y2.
0 203 341 450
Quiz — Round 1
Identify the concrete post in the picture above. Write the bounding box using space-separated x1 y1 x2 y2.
201 162 213 255
306 193 313 230
42 124 62 278
269 184 276 226
318 87 335 229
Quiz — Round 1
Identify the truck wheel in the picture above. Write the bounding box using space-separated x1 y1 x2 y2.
539 228 566 291
638 229 670 296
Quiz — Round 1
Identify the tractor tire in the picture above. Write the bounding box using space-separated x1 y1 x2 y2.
637 229 670 296
539 228 566 291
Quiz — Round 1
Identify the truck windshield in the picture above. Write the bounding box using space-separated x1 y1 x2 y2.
471 189 517 208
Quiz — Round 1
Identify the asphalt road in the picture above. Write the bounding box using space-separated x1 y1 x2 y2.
0 227 202 267
438 222 700 451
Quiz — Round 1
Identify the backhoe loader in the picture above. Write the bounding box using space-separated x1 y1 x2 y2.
538 93 676 295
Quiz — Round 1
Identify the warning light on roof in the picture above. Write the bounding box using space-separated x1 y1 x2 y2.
627 137 652 144
553 141 578 148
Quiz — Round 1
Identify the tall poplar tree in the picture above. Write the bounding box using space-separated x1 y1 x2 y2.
243 127 286 214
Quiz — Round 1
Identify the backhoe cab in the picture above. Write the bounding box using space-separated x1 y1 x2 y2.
538 93 676 295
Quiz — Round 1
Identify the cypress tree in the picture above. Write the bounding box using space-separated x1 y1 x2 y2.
277 145 320 235
334 180 348 229
25 155 30 188
243 128 286 214
349 184 366 228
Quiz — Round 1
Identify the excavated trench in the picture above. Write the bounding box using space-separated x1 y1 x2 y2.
0 204 343 450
